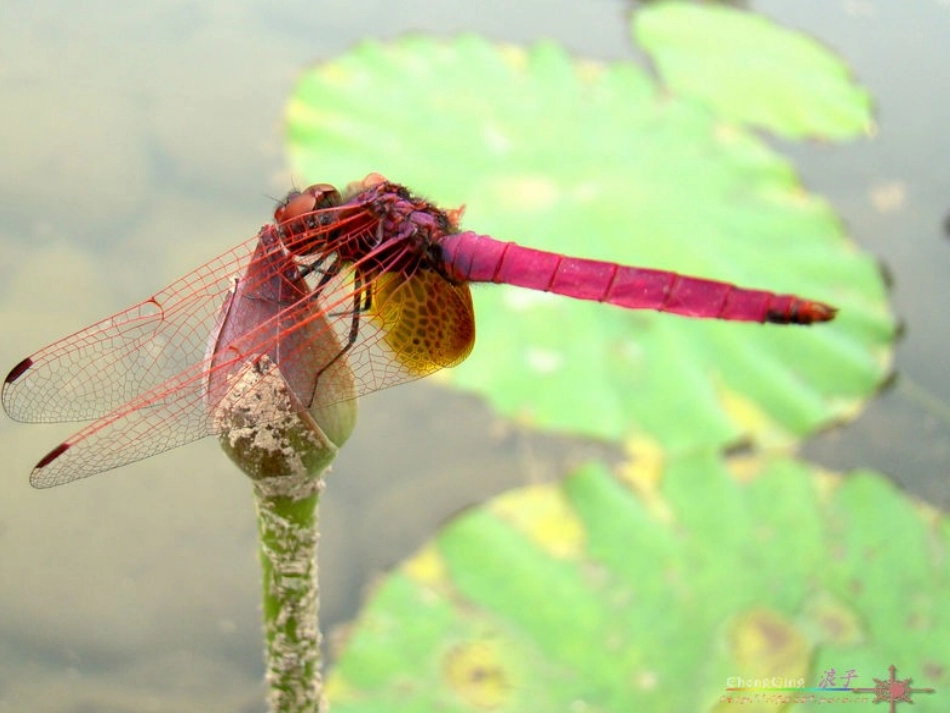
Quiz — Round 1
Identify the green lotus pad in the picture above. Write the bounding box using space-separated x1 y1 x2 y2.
325 456 948 711
286 20 891 451
635 2 874 139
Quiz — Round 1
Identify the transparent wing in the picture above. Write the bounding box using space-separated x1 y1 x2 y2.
29 357 220 487
23 226 478 487
2 232 262 423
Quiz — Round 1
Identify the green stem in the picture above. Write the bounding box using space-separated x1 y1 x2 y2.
212 356 356 713
255 480 325 713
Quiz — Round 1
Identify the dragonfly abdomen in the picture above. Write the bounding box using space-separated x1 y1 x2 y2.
441 231 836 325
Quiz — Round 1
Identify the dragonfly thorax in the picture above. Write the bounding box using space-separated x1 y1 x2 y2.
336 176 462 278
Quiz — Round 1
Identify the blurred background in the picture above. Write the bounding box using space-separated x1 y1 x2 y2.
0 1 947 711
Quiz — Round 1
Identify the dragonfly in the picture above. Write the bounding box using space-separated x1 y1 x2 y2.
3 173 836 488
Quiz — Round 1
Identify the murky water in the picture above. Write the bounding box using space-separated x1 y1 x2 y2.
0 1 947 710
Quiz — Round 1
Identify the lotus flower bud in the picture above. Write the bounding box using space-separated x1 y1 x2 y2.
206 227 358 497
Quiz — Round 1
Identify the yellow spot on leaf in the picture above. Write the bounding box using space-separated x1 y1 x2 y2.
727 454 769 484
801 590 866 647
717 384 788 447
443 640 512 709
730 608 811 681
323 674 353 703
618 437 673 522
491 485 585 559
404 543 448 587
709 609 812 713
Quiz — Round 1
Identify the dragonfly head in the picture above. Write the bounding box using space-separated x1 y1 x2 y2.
275 184 342 224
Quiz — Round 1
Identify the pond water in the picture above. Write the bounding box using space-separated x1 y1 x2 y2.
0 1 947 710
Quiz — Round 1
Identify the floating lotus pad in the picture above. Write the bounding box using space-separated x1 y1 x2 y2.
286 12 891 450
325 455 948 711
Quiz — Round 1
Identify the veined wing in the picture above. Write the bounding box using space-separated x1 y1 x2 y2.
2 231 268 424
26 235 477 487
25 228 347 487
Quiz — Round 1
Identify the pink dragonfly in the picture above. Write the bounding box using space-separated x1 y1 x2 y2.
3 174 836 487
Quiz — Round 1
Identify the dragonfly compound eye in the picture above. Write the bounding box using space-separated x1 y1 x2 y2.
275 184 341 224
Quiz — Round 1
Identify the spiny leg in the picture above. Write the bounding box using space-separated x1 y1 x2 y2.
312 267 373 398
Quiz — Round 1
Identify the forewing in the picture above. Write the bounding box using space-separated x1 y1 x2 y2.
14 208 477 486
29 258 355 487
2 233 261 423
23 221 373 486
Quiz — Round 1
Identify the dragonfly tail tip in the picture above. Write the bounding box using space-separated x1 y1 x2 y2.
766 300 838 325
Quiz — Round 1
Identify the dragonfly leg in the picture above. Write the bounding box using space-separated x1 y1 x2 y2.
311 269 371 401
296 253 332 283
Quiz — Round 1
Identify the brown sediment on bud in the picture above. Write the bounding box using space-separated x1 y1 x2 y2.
213 356 342 498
